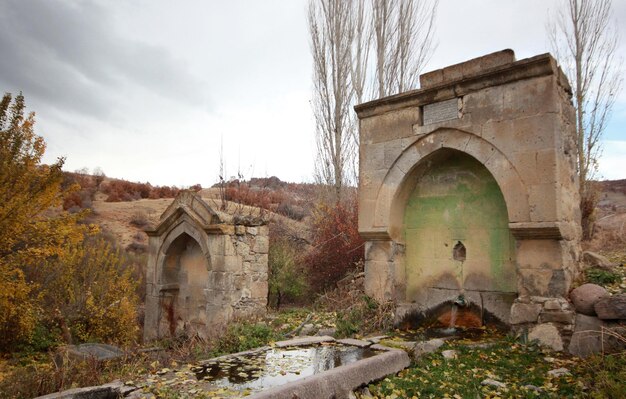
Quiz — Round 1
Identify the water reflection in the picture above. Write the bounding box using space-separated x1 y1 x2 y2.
195 344 379 392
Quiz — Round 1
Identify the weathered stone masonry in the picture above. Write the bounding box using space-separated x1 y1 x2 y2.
143 191 268 341
356 50 582 339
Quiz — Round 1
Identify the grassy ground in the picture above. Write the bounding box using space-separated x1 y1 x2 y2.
366 336 625 398
0 309 330 399
0 310 626 399
1 308 625 398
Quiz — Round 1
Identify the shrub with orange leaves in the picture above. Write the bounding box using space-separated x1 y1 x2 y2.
305 195 364 292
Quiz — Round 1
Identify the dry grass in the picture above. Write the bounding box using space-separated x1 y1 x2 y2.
89 193 311 254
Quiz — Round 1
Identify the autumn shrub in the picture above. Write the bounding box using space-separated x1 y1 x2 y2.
276 202 307 220
1 93 141 350
305 196 364 292
268 236 308 309
61 170 100 211
0 352 151 399
581 182 600 240
33 234 140 346
225 182 271 210
102 179 180 202
334 295 394 338
0 266 37 350
0 93 83 350
130 210 149 227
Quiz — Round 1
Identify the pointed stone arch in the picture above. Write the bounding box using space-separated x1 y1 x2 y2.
356 51 581 336
374 128 529 242
143 191 269 341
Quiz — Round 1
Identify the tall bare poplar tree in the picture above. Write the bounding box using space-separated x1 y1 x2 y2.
309 0 356 203
372 0 438 97
351 0 371 105
548 0 623 238
309 0 438 202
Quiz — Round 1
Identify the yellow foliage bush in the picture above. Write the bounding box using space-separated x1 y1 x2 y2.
0 265 37 347
0 93 139 350
41 235 139 345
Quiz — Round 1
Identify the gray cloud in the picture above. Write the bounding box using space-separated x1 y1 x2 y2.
0 0 208 119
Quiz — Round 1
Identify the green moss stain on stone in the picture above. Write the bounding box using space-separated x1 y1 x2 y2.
404 152 516 300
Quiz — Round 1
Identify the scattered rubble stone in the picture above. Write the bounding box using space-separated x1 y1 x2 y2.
570 284 609 316
413 338 445 358
547 367 571 377
582 251 616 270
441 349 457 359
481 378 506 389
528 323 564 351
298 324 316 336
523 384 542 393
317 328 337 337
594 294 626 320
510 302 542 324
364 335 388 344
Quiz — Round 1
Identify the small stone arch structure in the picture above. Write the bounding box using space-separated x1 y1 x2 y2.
143 191 268 341
356 50 581 335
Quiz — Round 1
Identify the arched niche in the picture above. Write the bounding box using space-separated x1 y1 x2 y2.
402 149 517 305
157 232 210 338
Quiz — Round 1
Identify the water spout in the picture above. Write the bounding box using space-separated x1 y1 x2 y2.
454 294 467 308
448 305 458 329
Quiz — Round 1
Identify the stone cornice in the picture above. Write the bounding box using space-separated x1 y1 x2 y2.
508 222 564 240
359 229 392 241
354 52 558 119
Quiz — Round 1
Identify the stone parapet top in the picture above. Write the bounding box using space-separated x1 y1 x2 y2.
354 51 557 118
420 49 515 89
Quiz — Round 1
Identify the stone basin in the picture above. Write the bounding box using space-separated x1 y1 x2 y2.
37 336 410 399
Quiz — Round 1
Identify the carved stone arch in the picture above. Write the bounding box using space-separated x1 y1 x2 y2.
143 190 269 342
156 216 212 278
375 127 529 242
357 51 581 336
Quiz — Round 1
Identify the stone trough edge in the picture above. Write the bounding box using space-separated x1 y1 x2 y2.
248 348 410 399
35 337 408 399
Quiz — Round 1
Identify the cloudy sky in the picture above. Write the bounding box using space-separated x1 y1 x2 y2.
1 0 625 186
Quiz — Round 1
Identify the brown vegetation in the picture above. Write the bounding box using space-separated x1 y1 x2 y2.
101 179 187 202
304 193 365 292
217 177 317 221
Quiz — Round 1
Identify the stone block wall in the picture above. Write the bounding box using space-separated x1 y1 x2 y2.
206 224 269 325
356 50 582 339
143 191 268 342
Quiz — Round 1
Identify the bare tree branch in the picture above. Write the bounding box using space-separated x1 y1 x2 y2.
372 0 438 98
309 0 439 203
548 0 623 238
309 0 356 203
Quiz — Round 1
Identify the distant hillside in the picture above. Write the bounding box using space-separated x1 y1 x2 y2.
586 179 626 253
62 171 189 212
598 179 626 214
211 176 323 221
63 173 317 255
